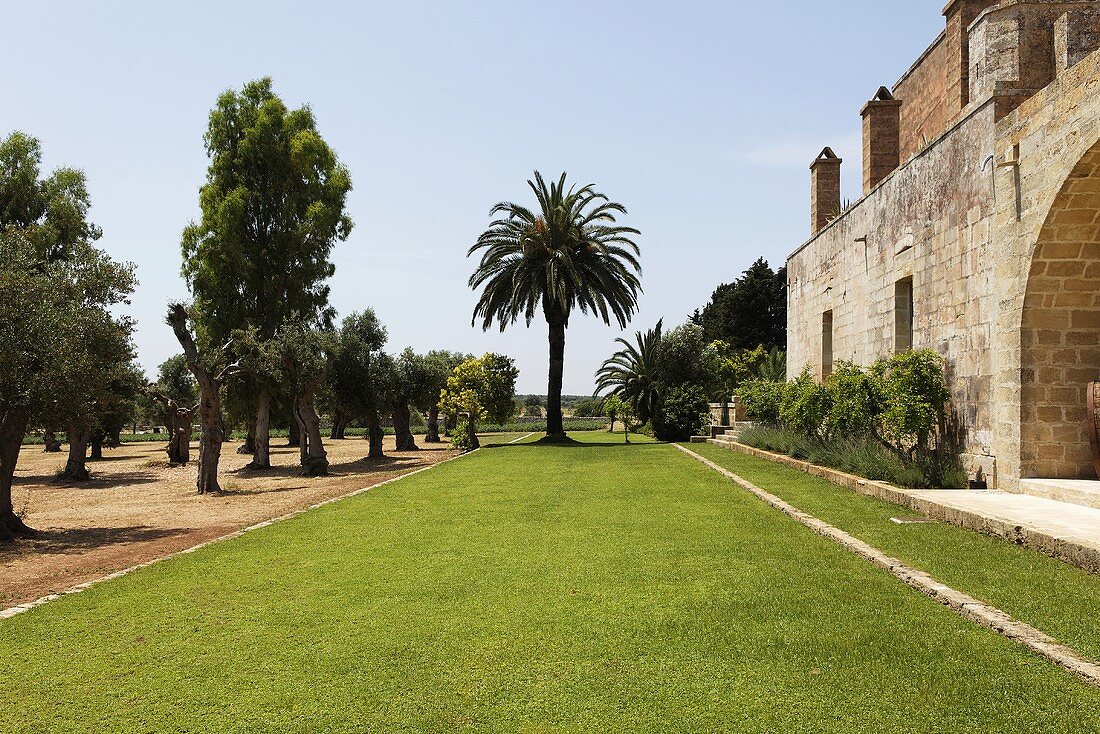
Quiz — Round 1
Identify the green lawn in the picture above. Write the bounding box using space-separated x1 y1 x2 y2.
2 432 1098 732
687 441 1100 663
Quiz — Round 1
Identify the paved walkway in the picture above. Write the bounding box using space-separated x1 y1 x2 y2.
907 489 1100 557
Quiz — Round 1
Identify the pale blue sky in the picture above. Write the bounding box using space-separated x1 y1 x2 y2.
4 1 944 393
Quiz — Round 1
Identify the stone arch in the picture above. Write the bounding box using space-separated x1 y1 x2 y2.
1020 138 1100 479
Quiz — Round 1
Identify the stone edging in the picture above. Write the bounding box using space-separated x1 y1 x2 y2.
708 438 1100 575
0 449 476 621
674 443 1100 687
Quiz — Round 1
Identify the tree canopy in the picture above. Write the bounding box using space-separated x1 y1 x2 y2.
692 258 786 350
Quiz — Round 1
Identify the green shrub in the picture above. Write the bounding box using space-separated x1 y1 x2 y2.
739 379 784 424
733 350 965 489
823 361 881 438
778 370 831 438
450 417 475 451
653 385 708 441
738 424 964 489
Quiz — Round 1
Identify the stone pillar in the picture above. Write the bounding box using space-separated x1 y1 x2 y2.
810 147 842 236
861 87 902 194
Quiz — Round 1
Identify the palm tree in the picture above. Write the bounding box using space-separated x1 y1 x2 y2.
595 320 663 423
469 172 642 438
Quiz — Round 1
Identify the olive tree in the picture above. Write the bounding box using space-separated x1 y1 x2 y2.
0 131 135 505
0 230 134 538
422 351 470 443
144 355 199 464
166 304 238 494
326 310 390 459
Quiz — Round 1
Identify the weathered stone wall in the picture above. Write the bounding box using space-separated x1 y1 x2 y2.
788 1 1100 490
787 103 998 471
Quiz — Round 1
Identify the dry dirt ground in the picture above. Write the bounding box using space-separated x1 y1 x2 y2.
1 436 459 607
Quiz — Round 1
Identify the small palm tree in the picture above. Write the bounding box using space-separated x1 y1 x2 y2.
595 320 663 423
757 346 787 382
469 172 642 438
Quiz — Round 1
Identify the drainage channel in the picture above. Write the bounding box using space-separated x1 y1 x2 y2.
673 443 1100 687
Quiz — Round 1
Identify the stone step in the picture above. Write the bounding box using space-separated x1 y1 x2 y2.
1017 479 1100 510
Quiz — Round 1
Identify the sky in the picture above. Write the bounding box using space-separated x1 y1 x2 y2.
4 1 945 394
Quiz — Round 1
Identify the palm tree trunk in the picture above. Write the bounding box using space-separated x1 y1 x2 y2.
547 320 566 436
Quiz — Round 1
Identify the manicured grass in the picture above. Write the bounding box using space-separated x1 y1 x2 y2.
1 432 1098 732
687 441 1100 662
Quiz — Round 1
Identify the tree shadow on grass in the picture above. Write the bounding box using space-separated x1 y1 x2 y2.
0 525 191 558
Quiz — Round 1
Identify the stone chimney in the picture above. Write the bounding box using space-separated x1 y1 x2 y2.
810 147 842 236
1055 9 1100 74
943 0 1000 108
861 87 902 193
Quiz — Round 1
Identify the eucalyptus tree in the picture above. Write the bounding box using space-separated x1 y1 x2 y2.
181 77 352 470
0 229 134 539
595 320 664 424
468 172 641 438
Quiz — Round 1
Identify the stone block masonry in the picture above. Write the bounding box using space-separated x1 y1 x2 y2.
787 0 1100 492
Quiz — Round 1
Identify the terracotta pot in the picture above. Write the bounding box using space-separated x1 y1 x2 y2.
1089 381 1100 480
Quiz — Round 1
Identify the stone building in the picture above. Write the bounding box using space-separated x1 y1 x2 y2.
786 0 1100 502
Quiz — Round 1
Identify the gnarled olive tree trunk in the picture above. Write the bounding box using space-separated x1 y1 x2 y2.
364 411 385 459
43 431 62 452
61 426 90 480
292 388 328 476
168 305 226 495
0 410 35 540
425 405 441 443
546 315 567 437
330 411 349 440
144 388 193 465
392 402 418 451
247 391 271 468
89 428 105 461
287 419 300 447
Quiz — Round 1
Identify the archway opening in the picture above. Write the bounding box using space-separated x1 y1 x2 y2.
1020 141 1100 479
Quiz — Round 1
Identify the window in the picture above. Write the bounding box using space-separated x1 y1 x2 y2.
894 277 913 353
822 310 834 379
